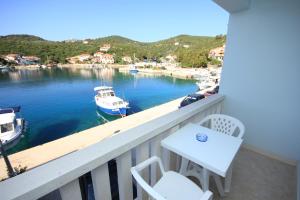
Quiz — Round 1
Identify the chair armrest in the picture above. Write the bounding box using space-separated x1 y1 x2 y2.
131 157 167 200
200 190 213 200
133 156 165 174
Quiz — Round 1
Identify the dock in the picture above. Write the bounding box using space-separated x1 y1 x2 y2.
0 97 184 180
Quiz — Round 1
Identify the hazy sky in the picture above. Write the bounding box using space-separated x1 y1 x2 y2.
0 0 228 42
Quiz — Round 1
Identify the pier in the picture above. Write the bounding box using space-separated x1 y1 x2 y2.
0 97 184 180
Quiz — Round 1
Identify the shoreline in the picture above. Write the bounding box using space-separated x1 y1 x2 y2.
12 63 221 81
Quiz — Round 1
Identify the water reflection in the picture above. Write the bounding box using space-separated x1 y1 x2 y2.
0 67 117 83
8 71 21 82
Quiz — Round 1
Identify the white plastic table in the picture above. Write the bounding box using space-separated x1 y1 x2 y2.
161 123 243 193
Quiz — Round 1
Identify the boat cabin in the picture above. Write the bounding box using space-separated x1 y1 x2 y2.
0 113 16 136
94 86 115 98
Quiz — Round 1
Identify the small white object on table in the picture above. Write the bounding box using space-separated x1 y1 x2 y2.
161 123 243 192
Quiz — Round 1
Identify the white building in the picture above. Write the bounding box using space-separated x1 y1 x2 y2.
78 54 91 62
122 56 132 63
100 54 114 64
3 54 19 62
66 54 91 64
209 45 225 63
99 44 111 52
165 55 177 63
93 51 103 57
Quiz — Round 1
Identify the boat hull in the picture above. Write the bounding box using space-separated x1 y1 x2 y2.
97 106 128 116
129 69 139 73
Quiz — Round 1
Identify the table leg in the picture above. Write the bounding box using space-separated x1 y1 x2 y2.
213 174 225 196
202 168 210 191
179 157 189 175
224 165 233 193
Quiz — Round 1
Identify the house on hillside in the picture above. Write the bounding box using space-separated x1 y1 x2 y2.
78 54 92 62
101 54 114 64
94 52 104 57
3 54 20 63
209 45 225 63
21 56 40 65
100 44 111 52
2 54 40 65
66 54 91 64
91 53 114 64
165 55 177 63
122 56 132 63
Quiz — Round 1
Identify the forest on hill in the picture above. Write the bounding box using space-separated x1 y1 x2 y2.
0 34 225 67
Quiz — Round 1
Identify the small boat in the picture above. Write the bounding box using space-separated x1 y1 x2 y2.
94 86 129 116
0 106 24 150
196 80 215 91
129 64 139 73
0 65 10 73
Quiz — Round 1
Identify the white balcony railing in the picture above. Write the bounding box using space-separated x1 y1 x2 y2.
0 94 225 200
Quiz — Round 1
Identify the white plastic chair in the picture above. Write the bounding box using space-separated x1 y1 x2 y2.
199 114 245 139
131 156 213 200
182 114 245 196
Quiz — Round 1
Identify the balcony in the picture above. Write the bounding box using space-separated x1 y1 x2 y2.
0 94 296 200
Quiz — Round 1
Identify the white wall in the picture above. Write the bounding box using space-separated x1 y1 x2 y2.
298 163 300 200
220 0 300 162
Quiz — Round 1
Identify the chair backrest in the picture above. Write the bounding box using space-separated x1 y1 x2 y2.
199 114 245 139
131 156 167 200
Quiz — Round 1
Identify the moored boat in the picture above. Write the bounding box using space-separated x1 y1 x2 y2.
196 80 215 90
129 64 139 73
94 86 129 116
0 106 24 150
0 65 10 73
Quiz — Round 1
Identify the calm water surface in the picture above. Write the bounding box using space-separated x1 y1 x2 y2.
0 68 197 154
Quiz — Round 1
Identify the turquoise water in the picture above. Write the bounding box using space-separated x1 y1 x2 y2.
0 68 197 154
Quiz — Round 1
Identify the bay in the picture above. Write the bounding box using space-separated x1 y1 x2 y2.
0 67 197 154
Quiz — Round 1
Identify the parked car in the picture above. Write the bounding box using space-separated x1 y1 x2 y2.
179 93 205 108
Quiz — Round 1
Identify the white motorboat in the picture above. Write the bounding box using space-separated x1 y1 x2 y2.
0 106 24 150
94 86 129 116
196 80 216 90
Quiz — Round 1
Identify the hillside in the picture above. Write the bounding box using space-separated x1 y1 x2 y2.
0 34 225 67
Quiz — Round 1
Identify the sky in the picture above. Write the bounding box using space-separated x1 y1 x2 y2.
0 0 228 42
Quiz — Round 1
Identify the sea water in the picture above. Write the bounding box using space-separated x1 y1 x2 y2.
0 68 197 154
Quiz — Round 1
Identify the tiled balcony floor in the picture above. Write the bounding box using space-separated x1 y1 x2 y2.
192 147 297 200
41 147 297 200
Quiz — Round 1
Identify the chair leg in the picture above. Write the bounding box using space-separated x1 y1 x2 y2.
213 174 225 197
179 157 189 175
224 165 233 193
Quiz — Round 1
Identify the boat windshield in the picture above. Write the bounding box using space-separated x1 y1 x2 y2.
113 101 123 106
98 91 115 97
0 123 13 134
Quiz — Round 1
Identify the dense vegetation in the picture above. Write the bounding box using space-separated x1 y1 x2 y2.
0 34 225 67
